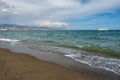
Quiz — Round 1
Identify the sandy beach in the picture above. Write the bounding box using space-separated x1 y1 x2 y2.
0 48 105 80
0 0 120 80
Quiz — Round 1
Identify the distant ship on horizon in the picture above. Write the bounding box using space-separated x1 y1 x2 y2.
98 27 109 30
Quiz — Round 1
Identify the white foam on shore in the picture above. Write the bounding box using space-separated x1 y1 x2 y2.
65 53 120 75
0 38 20 45
0 38 19 42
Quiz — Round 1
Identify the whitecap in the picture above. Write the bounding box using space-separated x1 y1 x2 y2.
0 38 20 45
65 53 120 75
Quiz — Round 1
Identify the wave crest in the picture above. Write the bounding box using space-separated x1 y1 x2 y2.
65 53 120 75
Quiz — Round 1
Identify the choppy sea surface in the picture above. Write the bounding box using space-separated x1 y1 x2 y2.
0 30 120 75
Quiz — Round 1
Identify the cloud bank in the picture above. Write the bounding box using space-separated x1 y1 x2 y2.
0 0 120 28
34 20 68 28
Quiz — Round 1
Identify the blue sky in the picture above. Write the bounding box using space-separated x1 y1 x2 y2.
68 12 120 30
0 0 120 30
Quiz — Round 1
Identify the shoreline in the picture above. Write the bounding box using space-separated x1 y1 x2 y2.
0 40 120 80
0 48 106 80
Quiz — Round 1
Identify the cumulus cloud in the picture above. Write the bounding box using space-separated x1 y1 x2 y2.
34 20 68 28
13 11 18 14
0 0 120 26
1 8 8 12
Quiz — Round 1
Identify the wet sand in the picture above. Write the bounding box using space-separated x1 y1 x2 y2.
0 48 105 80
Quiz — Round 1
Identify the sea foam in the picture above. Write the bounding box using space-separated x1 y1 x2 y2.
65 53 120 75
0 38 20 45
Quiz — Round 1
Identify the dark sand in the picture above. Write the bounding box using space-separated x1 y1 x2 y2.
0 48 105 80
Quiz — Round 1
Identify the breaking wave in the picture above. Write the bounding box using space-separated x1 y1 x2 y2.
0 38 20 45
65 53 120 75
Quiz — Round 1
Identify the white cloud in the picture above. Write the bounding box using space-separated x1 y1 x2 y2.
1 8 8 12
13 11 18 14
0 0 120 26
34 20 68 28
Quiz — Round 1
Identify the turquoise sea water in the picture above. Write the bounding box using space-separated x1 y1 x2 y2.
0 30 120 75
0 30 120 51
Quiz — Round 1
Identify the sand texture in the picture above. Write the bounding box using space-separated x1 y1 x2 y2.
0 48 104 80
